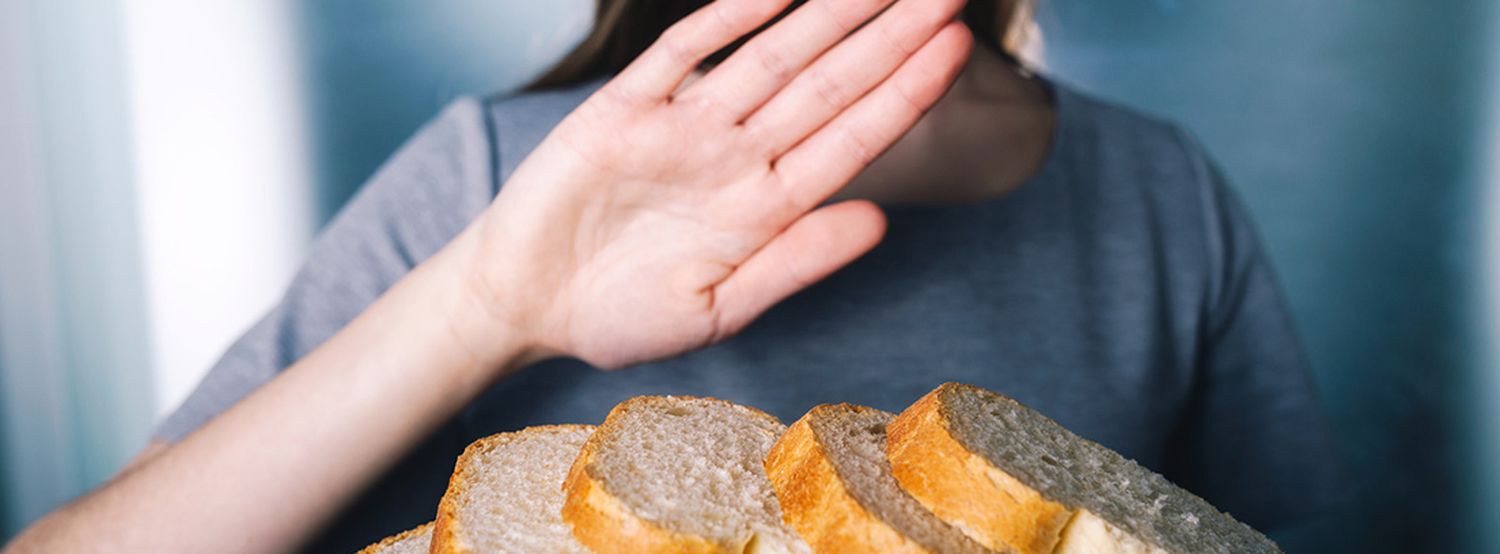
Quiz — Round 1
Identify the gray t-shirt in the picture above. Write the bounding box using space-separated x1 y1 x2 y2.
156 78 1350 551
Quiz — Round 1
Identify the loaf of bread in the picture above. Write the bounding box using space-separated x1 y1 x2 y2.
430 425 594 553
358 383 1279 553
561 396 810 554
886 383 1281 554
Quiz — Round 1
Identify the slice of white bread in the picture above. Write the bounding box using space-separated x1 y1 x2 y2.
562 396 811 554
430 425 595 553
765 403 999 554
356 522 432 554
886 383 1281 554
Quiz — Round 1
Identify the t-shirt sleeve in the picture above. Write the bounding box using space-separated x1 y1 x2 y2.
152 98 498 443
1162 141 1356 531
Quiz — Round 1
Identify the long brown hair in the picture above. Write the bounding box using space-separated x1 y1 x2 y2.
527 0 1033 91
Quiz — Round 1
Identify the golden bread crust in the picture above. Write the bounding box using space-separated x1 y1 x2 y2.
431 457 465 554
765 405 930 554
430 425 596 554
886 384 1074 554
561 396 772 553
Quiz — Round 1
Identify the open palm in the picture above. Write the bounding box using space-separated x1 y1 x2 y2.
470 0 972 369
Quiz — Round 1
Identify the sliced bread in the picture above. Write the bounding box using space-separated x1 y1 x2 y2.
765 403 999 554
356 522 432 554
886 383 1281 554
562 396 811 554
430 425 595 553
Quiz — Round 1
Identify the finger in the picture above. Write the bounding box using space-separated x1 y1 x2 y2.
774 22 971 209
677 0 896 121
744 0 965 154
711 200 886 339
605 0 796 104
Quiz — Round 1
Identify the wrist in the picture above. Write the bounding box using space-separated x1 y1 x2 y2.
426 224 554 387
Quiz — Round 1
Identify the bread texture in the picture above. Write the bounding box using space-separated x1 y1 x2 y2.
886 383 1281 554
562 396 810 554
765 404 998 554
430 425 594 554
356 522 432 554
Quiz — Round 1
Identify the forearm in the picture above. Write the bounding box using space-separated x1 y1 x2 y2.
6 224 534 553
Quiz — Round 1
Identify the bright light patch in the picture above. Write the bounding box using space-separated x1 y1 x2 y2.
121 0 313 417
1479 7 1500 550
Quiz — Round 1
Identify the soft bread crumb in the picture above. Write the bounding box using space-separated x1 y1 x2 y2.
565 396 810 554
1054 510 1168 554
435 425 594 553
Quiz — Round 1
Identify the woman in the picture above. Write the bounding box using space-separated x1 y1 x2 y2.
6 0 1349 552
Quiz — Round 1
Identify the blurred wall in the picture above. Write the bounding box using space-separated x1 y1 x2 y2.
0 0 157 538
1481 12 1500 549
1034 0 1498 551
122 0 315 420
292 0 591 223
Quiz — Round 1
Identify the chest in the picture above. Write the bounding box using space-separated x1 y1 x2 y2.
467 203 1209 469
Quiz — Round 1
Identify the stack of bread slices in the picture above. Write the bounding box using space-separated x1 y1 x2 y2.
358 383 1281 554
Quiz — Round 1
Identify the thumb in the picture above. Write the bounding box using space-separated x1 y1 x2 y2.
711 199 887 339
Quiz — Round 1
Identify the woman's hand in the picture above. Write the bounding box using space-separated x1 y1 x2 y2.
464 0 972 370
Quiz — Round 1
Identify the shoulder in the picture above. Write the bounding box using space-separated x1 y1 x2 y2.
1046 79 1231 247
353 96 499 219
1056 78 1218 179
483 79 607 182
356 79 603 211
1049 79 1216 194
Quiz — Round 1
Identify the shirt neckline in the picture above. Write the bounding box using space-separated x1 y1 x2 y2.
875 73 1070 213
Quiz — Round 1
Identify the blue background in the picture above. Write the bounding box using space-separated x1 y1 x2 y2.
1033 1 1495 550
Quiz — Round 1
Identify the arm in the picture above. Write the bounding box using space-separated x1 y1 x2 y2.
7 227 531 552
4 0 973 551
1160 156 1353 534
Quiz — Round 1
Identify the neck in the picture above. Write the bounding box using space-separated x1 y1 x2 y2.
833 45 1055 206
